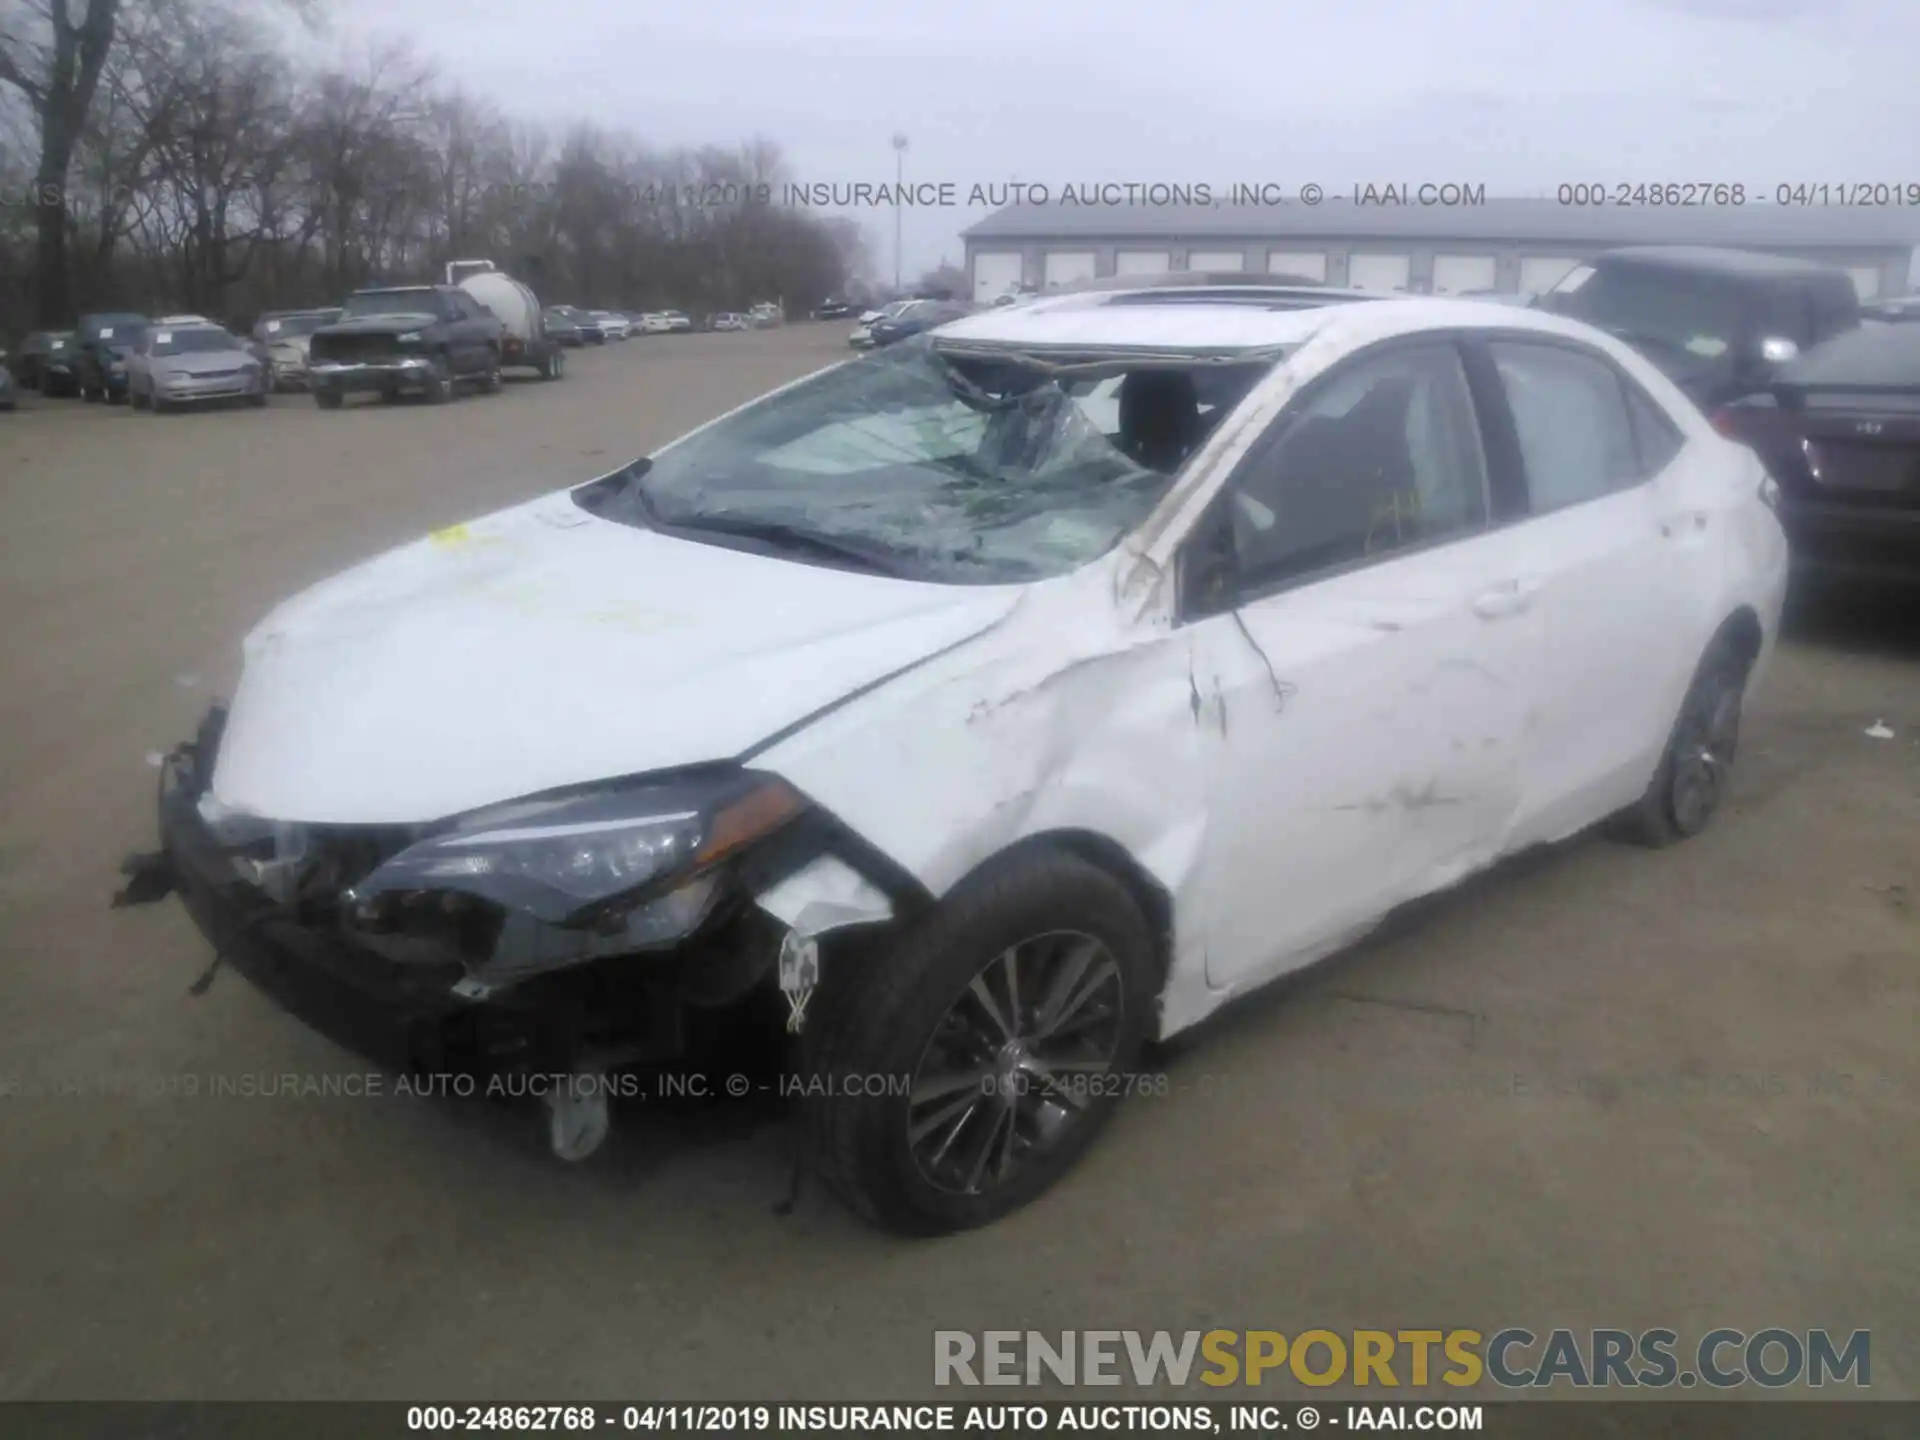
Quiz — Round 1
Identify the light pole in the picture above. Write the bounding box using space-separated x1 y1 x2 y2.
891 133 908 295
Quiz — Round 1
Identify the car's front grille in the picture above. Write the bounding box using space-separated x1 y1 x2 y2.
311 333 401 363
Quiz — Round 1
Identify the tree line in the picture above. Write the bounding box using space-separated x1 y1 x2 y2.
0 0 873 338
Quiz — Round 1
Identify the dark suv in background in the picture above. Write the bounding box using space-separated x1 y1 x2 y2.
1534 247 1860 411
307 285 504 407
73 312 151 402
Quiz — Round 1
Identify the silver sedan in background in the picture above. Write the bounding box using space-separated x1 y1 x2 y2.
126 324 269 412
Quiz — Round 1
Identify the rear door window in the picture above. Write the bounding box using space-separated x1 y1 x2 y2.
1487 341 1646 512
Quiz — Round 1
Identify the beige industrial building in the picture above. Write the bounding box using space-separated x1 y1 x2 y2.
962 197 1920 305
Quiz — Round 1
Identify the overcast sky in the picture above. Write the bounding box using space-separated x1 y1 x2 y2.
318 0 1918 282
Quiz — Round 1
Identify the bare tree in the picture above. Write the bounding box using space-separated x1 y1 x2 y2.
2 8 861 338
0 0 121 323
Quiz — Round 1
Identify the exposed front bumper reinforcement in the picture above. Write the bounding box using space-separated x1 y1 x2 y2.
118 707 914 1180
135 721 685 1150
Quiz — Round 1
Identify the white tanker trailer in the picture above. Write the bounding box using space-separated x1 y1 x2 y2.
446 259 566 380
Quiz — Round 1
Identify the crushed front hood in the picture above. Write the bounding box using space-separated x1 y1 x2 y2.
211 491 1024 824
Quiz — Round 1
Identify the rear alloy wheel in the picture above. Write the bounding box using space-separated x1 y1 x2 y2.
807 848 1154 1234
1616 642 1749 847
480 360 503 394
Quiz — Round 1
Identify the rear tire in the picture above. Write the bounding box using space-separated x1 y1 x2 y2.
1613 641 1750 847
806 848 1156 1235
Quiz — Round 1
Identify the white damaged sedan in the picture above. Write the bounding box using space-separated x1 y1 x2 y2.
123 281 1789 1233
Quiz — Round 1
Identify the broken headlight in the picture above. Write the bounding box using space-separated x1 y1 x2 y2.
344 770 807 933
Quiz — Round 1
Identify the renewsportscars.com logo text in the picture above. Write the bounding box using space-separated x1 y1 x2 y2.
934 1328 1870 1390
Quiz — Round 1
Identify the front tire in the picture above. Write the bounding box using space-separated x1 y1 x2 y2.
1615 641 1750 847
424 357 454 403
807 848 1156 1234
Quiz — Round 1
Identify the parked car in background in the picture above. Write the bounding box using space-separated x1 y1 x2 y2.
748 302 782 328
849 300 912 348
307 284 504 408
813 298 856 320
73 313 150 402
544 309 584 347
550 306 606 344
1535 247 1860 411
252 309 343 391
127 322 269 412
1863 294 1920 324
1714 320 1920 585
15 331 76 393
125 284 1788 1233
711 312 748 332
660 310 692 333
865 298 973 347
590 310 634 341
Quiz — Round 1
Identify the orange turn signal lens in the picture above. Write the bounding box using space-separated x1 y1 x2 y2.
695 776 808 867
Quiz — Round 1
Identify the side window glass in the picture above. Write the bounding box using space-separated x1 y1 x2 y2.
1221 344 1490 587
1623 381 1683 476
1488 341 1643 513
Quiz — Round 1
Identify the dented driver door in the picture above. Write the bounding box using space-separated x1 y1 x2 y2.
1178 339 1542 995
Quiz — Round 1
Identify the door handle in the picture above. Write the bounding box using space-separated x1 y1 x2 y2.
1471 578 1538 620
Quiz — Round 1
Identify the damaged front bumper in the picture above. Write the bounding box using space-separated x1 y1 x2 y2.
127 708 912 1156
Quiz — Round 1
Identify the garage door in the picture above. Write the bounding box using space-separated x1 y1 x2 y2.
1848 266 1882 301
1518 256 1584 297
1187 250 1246 272
971 251 1024 304
1347 253 1412 291
1114 251 1173 276
1042 251 1098 288
1267 251 1328 282
1432 254 1498 294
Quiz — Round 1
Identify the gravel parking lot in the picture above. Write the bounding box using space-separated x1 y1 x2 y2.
1 323 1916 1400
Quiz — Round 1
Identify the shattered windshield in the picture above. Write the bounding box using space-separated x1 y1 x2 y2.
577 334 1277 583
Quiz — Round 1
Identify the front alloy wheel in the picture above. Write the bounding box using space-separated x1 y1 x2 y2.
908 932 1127 1197
807 847 1154 1234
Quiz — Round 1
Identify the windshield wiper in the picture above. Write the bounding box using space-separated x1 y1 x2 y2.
657 514 912 577
576 457 657 518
